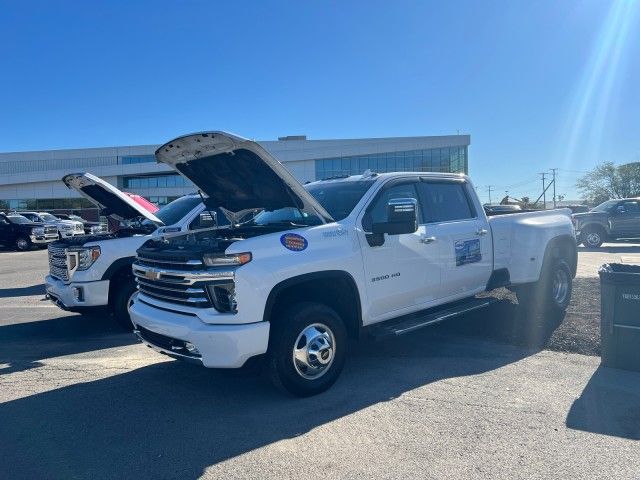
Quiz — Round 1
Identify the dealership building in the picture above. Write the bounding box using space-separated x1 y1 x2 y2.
0 134 470 212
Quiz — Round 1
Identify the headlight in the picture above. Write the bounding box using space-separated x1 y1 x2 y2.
61 224 72 230
90 225 104 234
67 246 101 272
202 252 252 267
32 227 44 235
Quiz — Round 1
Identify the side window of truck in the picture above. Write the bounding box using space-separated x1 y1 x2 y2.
417 182 476 223
364 183 420 229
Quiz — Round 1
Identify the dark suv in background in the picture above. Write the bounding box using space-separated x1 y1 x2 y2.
573 198 640 248
0 212 58 250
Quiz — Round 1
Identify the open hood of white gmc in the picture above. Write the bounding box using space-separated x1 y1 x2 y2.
62 172 162 224
154 131 333 223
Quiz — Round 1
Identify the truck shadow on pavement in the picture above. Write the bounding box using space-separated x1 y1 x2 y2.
0 313 137 375
566 366 640 440
0 329 534 480
0 283 45 298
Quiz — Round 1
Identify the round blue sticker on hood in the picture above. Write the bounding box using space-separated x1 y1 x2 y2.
280 233 308 251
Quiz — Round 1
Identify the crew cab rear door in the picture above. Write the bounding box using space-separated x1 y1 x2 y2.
416 179 493 300
359 178 442 322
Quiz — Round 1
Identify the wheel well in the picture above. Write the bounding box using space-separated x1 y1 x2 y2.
544 235 578 277
108 263 135 302
581 223 607 234
264 271 362 339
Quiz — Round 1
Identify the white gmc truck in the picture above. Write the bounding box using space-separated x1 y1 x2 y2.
129 132 577 396
44 173 214 328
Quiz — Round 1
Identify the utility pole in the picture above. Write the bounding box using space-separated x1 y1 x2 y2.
486 185 493 205
550 168 558 208
539 172 547 209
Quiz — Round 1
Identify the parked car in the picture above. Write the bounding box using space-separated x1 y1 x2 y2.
572 198 640 248
19 211 85 239
55 213 107 235
0 212 58 250
129 131 577 396
44 172 224 328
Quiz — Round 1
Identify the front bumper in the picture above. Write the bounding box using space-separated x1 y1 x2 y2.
30 234 58 244
129 295 270 368
44 274 110 309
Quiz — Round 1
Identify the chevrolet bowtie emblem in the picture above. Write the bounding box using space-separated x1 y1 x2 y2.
145 269 161 281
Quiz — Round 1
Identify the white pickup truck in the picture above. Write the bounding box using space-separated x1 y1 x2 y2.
44 173 215 328
129 131 577 396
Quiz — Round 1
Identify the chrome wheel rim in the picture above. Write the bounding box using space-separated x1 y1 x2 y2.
552 268 569 305
586 232 601 246
292 323 336 380
16 238 28 250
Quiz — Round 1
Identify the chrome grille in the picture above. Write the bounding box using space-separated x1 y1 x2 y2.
45 225 58 235
48 244 68 281
133 262 226 308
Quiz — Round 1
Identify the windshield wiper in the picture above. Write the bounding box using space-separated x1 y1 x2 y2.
251 220 311 228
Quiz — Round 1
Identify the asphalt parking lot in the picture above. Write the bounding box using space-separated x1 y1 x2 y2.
1 245 639 479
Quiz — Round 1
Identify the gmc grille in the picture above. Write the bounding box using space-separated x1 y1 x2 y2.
47 244 68 281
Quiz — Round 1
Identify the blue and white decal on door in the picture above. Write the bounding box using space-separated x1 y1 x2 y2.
455 239 481 266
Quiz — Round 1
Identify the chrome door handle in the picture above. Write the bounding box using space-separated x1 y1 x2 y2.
420 236 436 244
475 228 488 236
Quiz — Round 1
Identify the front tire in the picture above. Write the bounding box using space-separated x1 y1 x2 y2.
15 236 31 251
111 277 137 330
517 258 572 316
267 302 347 397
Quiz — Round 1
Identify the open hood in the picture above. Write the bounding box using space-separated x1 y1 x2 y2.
62 172 163 224
155 131 334 223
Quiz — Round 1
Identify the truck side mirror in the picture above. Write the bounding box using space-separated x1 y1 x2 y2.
616 205 626 214
371 198 418 235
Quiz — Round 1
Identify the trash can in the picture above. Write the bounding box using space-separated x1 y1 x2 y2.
599 263 640 372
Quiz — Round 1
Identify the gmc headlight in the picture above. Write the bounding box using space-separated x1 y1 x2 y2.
202 252 252 267
90 225 104 234
67 246 101 272
32 227 45 235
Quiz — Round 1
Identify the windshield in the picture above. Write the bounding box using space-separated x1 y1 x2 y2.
305 180 375 221
39 213 58 222
590 200 619 212
250 207 322 226
143 196 202 227
8 215 33 225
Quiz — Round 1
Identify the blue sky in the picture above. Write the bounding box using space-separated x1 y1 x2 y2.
1 0 638 203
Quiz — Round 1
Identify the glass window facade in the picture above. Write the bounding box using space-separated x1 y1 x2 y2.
147 196 180 206
122 174 191 189
0 198 94 211
121 155 156 165
314 146 467 180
